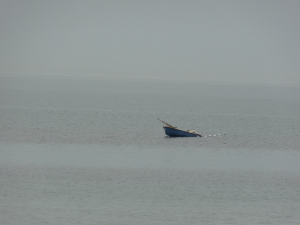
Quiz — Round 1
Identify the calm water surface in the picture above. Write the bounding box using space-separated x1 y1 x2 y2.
1 75 300 224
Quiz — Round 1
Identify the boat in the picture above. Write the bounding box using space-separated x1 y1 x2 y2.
157 118 201 137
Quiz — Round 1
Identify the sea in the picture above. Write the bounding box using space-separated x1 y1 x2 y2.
1 75 300 225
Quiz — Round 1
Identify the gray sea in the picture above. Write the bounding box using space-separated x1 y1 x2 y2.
1 75 300 224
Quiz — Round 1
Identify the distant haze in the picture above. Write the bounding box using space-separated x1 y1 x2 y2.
1 0 300 85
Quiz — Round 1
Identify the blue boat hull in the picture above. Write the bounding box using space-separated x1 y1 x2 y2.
163 127 198 137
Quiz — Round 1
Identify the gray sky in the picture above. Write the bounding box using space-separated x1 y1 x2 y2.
1 0 300 85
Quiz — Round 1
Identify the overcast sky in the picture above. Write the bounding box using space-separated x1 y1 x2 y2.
1 0 300 84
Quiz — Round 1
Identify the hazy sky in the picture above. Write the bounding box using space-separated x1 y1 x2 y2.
1 0 300 84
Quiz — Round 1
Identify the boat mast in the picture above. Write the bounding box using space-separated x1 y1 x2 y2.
157 118 176 128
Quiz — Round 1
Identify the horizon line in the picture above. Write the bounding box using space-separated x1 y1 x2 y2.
1 73 299 87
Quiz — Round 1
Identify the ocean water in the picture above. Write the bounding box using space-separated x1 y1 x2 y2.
1 75 300 224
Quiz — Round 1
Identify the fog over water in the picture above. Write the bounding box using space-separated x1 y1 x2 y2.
1 76 300 224
1 1 300 224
